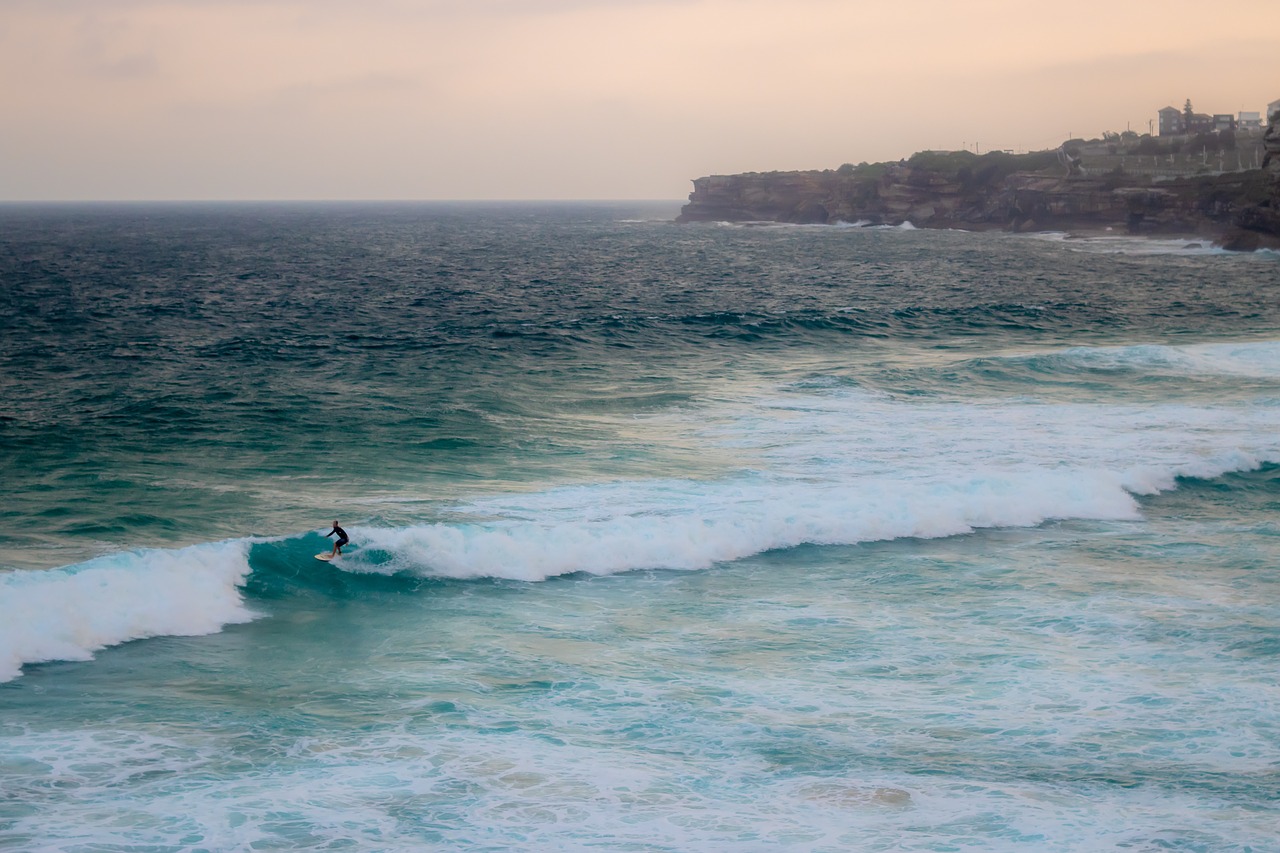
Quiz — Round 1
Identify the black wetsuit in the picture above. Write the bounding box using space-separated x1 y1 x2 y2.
327 525 349 547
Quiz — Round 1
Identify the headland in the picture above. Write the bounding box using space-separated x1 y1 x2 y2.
677 113 1280 250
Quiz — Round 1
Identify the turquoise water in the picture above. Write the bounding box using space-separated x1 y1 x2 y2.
2 204 1280 850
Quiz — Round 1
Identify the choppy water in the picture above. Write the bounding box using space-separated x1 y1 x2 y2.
2 202 1279 851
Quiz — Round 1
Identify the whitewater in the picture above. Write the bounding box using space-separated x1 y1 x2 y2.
2 202 1279 851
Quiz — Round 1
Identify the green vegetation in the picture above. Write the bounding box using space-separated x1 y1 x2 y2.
1133 136 1178 155
904 149 1060 186
826 149 1060 200
837 161 890 179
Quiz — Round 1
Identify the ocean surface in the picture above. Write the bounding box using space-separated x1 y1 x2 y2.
2 202 1279 852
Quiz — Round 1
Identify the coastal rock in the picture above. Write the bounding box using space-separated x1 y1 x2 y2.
1219 110 1280 250
1264 115 1280 174
678 129 1280 250
676 172 839 223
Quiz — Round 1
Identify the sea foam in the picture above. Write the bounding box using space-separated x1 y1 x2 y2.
0 540 257 682
337 365 1280 581
344 467 1143 581
7 345 1278 679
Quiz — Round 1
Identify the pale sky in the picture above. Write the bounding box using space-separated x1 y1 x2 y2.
2 0 1277 200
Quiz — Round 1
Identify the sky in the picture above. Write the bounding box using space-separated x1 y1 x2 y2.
2 0 1277 201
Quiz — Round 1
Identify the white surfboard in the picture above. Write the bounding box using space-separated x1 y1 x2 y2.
315 552 335 562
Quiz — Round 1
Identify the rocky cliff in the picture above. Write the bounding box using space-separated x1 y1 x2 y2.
678 117 1280 249
1218 115 1280 250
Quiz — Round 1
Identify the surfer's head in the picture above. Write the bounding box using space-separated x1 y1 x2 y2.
333 519 340 526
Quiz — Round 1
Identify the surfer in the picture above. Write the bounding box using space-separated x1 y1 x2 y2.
325 520 349 557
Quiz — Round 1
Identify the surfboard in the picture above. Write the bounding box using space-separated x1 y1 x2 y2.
315 552 335 562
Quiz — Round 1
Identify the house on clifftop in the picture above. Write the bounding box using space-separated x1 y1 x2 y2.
1158 107 1183 136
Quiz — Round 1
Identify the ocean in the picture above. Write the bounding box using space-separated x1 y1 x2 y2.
2 201 1279 851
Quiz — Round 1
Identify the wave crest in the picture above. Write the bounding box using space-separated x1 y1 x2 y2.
335 468 1143 581
0 541 256 683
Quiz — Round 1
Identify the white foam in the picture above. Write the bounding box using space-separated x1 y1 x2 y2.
11 345 1275 679
334 350 1279 582
345 467 1142 581
0 540 257 683
1035 233 1230 256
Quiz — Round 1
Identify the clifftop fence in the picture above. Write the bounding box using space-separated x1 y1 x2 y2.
1077 134 1267 179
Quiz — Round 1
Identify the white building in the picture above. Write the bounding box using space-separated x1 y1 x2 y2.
1268 99 1280 122
1238 111 1262 129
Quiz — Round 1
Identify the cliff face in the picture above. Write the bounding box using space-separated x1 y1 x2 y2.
679 172 841 225
1219 116 1280 250
678 117 1280 249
